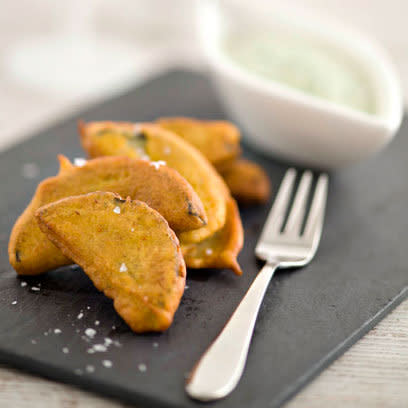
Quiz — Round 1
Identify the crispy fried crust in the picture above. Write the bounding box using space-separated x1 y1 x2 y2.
36 192 186 333
157 117 241 168
9 155 206 275
79 121 230 244
220 159 271 205
182 198 244 275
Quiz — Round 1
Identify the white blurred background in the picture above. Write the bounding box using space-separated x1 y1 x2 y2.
0 0 407 150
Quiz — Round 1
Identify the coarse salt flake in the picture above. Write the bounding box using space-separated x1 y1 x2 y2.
102 360 112 368
138 363 147 372
31 286 40 291
54 329 61 334
85 328 96 338
22 162 39 179
150 160 166 170
205 248 213 256
113 206 121 214
74 157 87 167
11 300 17 305
153 342 159 348
77 312 84 319
119 262 128 273
93 344 107 352
62 347 69 354
31 339 37 344
20 281 27 287
86 365 95 373
95 320 100 326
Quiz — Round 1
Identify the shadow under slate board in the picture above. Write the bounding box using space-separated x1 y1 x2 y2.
0 70 407 408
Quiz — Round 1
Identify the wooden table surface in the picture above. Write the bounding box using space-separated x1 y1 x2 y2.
1 0 407 406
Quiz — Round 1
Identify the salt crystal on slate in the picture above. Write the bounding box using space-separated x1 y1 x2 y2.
113 206 121 214
102 360 112 368
62 347 69 354
95 320 100 326
93 344 107 352
153 342 159 348
77 312 84 319
86 365 95 373
11 300 17 305
54 329 61 334
22 162 39 179
20 282 27 287
138 363 147 372
85 328 96 338
31 286 40 291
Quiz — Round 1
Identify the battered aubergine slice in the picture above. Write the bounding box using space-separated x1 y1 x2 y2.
79 121 230 244
157 117 241 169
182 198 244 275
219 159 271 205
36 192 186 332
9 155 206 275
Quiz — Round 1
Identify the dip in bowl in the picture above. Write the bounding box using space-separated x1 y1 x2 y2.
197 0 403 169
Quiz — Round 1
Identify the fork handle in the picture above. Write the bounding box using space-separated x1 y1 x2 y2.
186 261 278 401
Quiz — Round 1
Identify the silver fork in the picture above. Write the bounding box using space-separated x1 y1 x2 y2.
186 168 329 401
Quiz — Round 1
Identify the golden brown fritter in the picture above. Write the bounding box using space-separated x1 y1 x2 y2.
219 159 271 205
79 121 230 244
157 117 241 169
182 198 244 275
9 155 206 275
36 192 186 332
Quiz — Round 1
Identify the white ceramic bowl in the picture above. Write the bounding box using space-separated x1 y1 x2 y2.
196 0 403 169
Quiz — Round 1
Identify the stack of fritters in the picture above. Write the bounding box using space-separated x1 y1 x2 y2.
9 118 270 332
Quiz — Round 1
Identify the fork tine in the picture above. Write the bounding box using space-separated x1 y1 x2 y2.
259 168 296 239
284 171 313 235
303 173 329 245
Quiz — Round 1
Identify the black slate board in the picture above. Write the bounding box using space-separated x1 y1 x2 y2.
0 70 407 408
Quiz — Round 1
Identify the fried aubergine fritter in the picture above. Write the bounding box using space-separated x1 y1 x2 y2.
79 121 230 244
9 155 206 275
36 192 186 332
219 159 271 205
157 118 270 204
157 117 241 169
182 198 244 275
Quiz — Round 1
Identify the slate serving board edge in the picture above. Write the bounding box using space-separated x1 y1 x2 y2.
271 285 408 407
